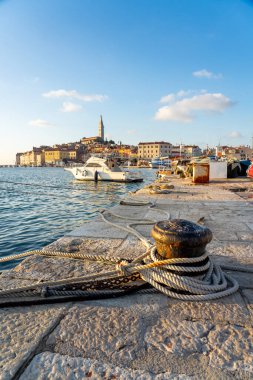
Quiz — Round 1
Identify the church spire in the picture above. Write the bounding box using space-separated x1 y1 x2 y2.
98 115 104 141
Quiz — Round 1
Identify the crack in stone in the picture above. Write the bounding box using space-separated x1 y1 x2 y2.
12 306 71 380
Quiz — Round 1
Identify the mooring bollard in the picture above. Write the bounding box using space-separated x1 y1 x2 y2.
151 219 213 259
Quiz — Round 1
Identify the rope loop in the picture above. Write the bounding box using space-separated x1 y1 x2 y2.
116 260 132 276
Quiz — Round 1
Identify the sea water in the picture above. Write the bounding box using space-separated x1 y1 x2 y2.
0 167 155 269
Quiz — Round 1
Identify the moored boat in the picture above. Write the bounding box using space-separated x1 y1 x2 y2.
156 167 172 179
150 157 172 169
64 156 143 182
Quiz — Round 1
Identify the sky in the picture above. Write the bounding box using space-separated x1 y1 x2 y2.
0 0 253 164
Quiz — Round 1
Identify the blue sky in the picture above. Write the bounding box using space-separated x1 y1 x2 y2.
0 0 253 163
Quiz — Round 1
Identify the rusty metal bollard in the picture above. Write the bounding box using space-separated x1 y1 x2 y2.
151 219 212 259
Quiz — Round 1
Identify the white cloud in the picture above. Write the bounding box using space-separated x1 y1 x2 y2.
177 90 192 97
29 119 55 128
228 131 242 138
160 94 175 103
61 102 82 113
160 90 195 104
155 92 234 123
43 89 108 102
193 69 223 79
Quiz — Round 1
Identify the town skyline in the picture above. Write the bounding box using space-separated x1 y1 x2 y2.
1 0 253 164
15 112 253 167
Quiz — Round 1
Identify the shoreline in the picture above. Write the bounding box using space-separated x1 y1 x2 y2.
0 176 253 379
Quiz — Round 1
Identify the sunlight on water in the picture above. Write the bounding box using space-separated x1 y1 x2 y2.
0 167 155 269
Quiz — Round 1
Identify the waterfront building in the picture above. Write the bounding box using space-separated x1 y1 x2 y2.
184 145 202 157
220 145 253 160
19 147 44 166
15 153 22 166
172 145 202 158
36 151 45 166
44 148 78 165
138 141 172 159
118 146 132 158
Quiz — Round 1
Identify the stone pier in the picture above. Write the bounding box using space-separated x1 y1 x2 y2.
0 178 252 379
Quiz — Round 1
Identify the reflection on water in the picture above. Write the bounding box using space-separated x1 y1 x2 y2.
0 167 155 269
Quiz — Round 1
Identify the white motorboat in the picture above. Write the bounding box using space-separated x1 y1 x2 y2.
65 156 143 182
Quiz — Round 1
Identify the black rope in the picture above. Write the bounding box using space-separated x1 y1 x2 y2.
0 284 150 307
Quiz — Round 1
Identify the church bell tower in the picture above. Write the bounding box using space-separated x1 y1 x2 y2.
98 115 104 141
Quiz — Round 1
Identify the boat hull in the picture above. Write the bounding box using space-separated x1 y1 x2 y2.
74 178 143 182
65 167 143 182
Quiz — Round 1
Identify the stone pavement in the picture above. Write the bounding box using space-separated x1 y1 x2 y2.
0 179 252 379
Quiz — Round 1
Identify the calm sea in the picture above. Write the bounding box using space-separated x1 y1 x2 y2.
0 167 155 269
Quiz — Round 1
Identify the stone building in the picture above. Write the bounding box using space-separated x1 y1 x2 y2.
81 115 105 145
220 145 253 160
81 136 102 145
19 148 44 166
44 148 77 165
138 142 172 159
171 145 202 158
15 153 22 166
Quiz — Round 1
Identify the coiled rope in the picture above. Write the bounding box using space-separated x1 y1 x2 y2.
0 198 251 305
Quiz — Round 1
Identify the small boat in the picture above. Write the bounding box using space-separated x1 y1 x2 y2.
65 156 143 182
150 157 172 169
156 166 172 179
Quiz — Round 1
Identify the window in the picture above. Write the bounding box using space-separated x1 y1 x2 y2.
86 163 102 167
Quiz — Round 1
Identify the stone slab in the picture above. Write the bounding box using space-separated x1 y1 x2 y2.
145 318 213 356
134 225 155 240
158 292 250 326
0 305 66 380
83 293 169 311
0 276 36 291
145 311 253 376
20 351 192 380
205 221 251 232
46 305 151 368
45 303 212 377
66 221 128 239
108 204 149 219
247 223 253 231
208 241 253 258
144 208 171 221
2 255 115 282
208 324 253 374
114 235 148 260
210 254 253 267
236 231 253 241
46 236 123 258
210 229 239 241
